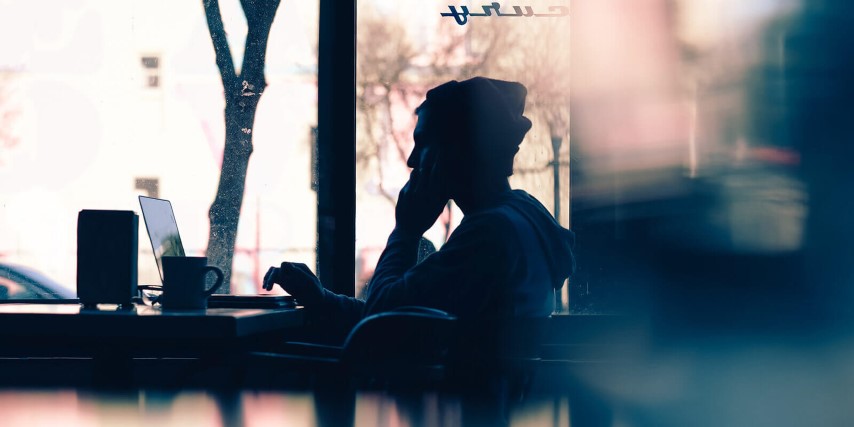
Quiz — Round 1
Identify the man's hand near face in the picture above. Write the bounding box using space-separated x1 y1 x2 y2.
394 162 449 236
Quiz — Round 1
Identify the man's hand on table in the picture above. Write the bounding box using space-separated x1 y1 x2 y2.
263 262 324 308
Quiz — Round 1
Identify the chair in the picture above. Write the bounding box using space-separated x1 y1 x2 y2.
246 306 457 389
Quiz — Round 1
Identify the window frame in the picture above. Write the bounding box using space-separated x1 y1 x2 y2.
316 0 356 297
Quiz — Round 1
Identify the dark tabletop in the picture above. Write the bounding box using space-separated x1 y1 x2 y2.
0 303 304 358
0 303 303 339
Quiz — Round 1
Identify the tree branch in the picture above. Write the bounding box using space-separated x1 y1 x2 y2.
240 26 273 93
383 88 411 165
240 0 280 29
240 0 280 90
203 0 238 89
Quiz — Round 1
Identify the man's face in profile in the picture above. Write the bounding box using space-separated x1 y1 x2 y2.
408 107 458 198
408 108 439 171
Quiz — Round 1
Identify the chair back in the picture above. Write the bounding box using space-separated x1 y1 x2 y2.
341 306 457 384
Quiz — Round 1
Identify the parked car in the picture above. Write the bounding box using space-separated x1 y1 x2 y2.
0 263 76 300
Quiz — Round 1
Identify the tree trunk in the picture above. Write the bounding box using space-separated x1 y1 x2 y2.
202 0 280 293
206 94 259 293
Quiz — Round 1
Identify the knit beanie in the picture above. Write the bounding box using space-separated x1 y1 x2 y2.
417 77 533 177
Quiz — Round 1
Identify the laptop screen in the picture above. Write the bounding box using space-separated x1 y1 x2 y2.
138 196 186 282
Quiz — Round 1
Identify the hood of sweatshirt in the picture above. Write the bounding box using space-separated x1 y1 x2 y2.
500 190 576 288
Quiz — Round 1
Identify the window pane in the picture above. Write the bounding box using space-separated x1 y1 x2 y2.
0 1 318 296
355 0 571 302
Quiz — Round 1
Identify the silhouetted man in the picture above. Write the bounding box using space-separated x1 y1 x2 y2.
264 77 575 338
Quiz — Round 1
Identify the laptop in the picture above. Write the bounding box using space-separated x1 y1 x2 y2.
138 196 295 309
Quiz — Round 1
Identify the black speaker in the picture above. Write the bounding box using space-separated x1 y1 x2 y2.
77 210 138 306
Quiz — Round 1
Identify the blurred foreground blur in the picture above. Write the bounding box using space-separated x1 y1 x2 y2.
569 0 854 332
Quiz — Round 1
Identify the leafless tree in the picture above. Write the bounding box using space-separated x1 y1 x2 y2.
356 16 515 187
355 10 571 236
202 0 282 292
425 16 520 87
356 12 417 205
431 17 570 220
353 11 569 307
356 13 521 245
508 19 571 221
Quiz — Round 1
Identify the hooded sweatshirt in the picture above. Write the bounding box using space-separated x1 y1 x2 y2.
317 189 576 333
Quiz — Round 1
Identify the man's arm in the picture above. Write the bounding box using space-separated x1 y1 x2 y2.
361 228 421 313
315 286 365 329
363 213 513 317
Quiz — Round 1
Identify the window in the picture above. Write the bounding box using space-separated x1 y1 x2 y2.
134 177 160 199
0 1 319 295
353 0 815 315
355 0 571 307
140 55 161 88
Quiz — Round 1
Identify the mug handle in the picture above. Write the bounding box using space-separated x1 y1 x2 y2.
203 266 225 296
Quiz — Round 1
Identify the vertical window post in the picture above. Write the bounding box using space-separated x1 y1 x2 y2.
316 0 356 296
